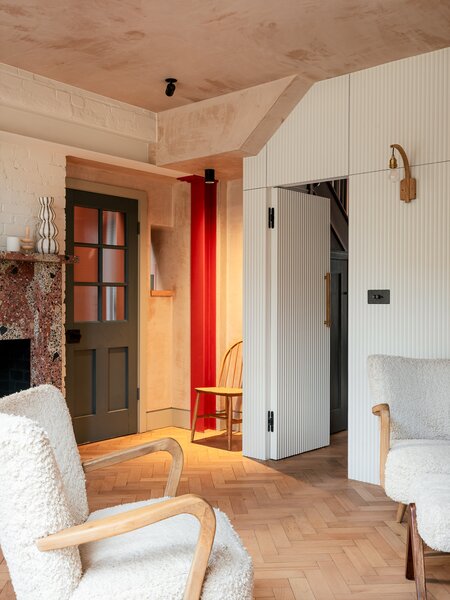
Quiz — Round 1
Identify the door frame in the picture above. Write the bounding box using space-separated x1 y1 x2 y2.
65 177 148 433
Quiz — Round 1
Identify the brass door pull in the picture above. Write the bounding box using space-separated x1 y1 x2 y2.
324 273 331 328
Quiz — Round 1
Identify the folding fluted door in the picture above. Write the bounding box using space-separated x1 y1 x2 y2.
243 187 330 460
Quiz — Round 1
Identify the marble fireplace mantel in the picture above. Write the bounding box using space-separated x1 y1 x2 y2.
0 252 77 389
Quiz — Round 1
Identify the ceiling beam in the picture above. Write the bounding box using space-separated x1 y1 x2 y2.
156 75 311 179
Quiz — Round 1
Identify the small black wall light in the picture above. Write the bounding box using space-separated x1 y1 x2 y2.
165 78 177 97
204 169 215 184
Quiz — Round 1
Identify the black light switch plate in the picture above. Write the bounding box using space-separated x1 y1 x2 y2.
368 290 390 304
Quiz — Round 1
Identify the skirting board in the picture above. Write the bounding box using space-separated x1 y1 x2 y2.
146 408 190 431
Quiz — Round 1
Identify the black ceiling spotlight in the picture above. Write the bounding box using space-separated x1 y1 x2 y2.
165 78 177 97
204 169 215 184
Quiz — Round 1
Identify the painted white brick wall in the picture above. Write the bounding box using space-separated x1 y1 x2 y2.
0 63 156 142
0 139 66 250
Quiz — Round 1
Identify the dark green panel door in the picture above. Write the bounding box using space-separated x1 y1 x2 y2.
330 253 348 434
65 189 138 443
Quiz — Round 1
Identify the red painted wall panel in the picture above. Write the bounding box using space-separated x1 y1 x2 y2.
180 176 217 431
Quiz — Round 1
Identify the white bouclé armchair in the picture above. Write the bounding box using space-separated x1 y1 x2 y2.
0 385 253 600
369 355 450 522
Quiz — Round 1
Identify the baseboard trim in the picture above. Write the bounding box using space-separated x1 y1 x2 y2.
172 408 191 429
146 408 190 431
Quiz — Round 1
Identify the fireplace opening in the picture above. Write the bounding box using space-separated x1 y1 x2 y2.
0 339 31 397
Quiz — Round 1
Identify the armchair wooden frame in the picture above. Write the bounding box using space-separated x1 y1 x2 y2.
405 503 450 600
372 404 407 523
81 437 184 497
36 438 218 600
37 494 216 600
406 503 427 600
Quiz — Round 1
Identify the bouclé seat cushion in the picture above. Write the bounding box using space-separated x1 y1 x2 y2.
71 498 253 600
384 439 450 504
412 474 450 552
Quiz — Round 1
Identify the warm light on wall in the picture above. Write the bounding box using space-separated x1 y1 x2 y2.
388 144 416 202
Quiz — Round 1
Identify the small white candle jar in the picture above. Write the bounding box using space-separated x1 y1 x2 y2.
6 236 21 252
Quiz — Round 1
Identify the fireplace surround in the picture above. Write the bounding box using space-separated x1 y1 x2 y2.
0 252 76 391
0 338 30 396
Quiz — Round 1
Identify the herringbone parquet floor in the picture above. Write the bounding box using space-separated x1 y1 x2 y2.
1 427 449 599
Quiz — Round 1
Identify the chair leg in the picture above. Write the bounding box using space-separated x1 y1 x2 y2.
191 392 201 443
227 396 232 451
406 505 415 580
397 502 407 523
408 503 427 600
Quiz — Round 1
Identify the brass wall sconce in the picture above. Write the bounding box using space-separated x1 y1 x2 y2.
388 144 416 202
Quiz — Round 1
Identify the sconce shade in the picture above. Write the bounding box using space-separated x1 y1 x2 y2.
204 169 215 184
388 169 401 183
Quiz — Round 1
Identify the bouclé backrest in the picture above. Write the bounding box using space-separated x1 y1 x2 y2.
368 355 450 440
0 385 88 524
0 413 82 599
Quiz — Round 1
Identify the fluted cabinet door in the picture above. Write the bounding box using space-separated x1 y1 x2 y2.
242 188 271 460
271 189 330 459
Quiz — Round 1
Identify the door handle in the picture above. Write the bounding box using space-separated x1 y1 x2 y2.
324 273 331 328
66 329 82 344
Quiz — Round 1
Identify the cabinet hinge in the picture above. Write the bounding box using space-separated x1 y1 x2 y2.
268 410 274 432
137 221 141 235
268 207 275 229
137 387 140 401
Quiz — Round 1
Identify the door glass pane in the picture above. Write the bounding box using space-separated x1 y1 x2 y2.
74 247 98 282
74 286 98 322
102 287 125 321
103 211 125 246
74 207 98 244
103 249 125 283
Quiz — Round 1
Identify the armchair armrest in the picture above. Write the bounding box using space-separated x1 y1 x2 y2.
36 494 216 600
82 437 183 497
372 403 391 488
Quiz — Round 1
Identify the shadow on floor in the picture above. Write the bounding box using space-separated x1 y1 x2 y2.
192 430 243 452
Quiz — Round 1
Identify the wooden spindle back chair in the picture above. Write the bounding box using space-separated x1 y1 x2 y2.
191 340 243 450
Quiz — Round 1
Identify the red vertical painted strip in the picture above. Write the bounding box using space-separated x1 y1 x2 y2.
180 175 217 431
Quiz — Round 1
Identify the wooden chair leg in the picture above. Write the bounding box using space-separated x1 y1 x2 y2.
191 392 201 443
408 503 427 600
397 502 407 523
406 505 415 580
227 396 232 451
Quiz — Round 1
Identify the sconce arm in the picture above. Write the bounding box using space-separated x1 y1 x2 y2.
390 144 411 180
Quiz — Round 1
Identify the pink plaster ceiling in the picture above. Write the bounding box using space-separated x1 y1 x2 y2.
0 0 449 112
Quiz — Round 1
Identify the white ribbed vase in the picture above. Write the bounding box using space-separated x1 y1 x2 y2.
36 196 59 254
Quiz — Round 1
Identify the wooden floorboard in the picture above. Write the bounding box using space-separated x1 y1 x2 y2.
1 428 449 599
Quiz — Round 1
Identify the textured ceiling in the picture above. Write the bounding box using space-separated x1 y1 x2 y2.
1 0 449 112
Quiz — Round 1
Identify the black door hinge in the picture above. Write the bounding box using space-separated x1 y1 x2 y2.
268 207 275 229
137 387 140 400
137 222 141 235
268 410 274 432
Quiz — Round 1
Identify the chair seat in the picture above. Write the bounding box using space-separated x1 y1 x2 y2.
412 474 450 552
385 439 450 504
195 386 243 397
71 498 253 600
